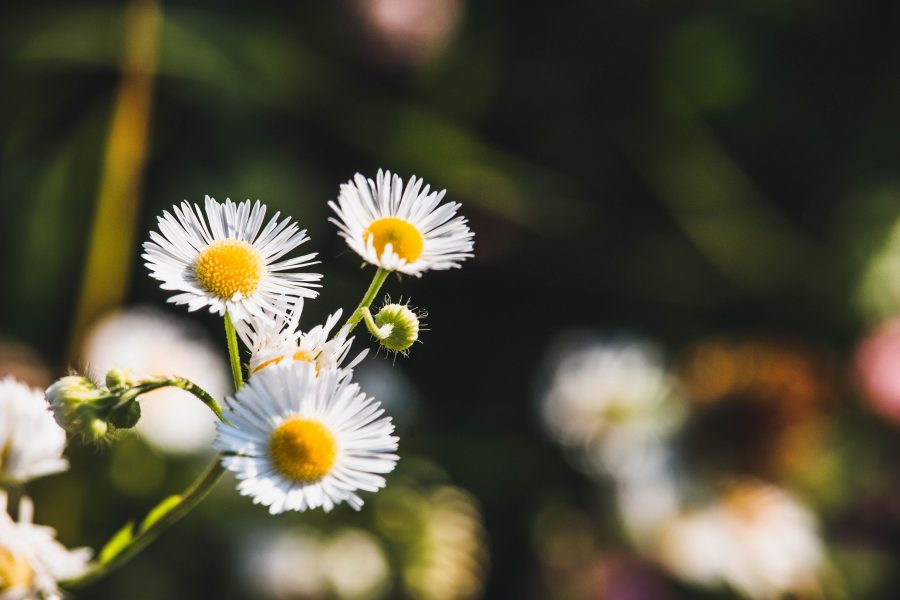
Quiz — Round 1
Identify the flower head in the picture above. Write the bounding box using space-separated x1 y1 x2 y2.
0 493 91 599
237 299 367 377
329 170 474 275
143 197 321 322
215 362 399 514
0 377 68 484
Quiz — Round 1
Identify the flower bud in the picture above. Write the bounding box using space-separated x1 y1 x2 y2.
46 376 117 442
373 303 420 353
105 367 144 392
108 400 142 429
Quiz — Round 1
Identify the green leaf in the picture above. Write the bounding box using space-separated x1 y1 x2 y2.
139 495 182 533
99 521 135 564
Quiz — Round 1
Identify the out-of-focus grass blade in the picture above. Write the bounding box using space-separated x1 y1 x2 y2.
9 7 593 238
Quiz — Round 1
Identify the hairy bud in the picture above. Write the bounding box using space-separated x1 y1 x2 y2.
373 303 421 353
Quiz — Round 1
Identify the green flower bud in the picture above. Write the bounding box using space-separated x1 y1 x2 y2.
46 376 117 442
109 400 142 429
105 367 144 392
373 303 421 353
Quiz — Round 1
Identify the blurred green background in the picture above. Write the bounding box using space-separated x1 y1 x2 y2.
3 0 900 598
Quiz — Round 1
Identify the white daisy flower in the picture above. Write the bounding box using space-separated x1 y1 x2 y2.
142 196 322 322
214 362 399 514
0 377 68 484
0 492 91 600
328 170 474 275
82 307 230 455
236 299 367 377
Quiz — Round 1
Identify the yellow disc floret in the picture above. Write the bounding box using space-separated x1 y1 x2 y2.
0 548 34 591
268 417 337 483
252 350 316 374
194 239 264 299
362 217 424 263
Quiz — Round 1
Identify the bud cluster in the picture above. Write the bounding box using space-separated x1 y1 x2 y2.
46 370 163 443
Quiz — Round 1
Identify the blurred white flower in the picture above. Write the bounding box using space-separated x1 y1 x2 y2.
0 493 91 600
613 441 682 546
238 527 389 600
239 528 325 599
82 307 230 455
0 376 67 484
321 528 390 600
659 480 824 600
540 336 686 480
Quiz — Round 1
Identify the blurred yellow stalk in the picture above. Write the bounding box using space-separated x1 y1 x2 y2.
68 0 161 361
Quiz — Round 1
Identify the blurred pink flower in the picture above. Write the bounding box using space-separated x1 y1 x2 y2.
352 0 463 67
856 318 900 424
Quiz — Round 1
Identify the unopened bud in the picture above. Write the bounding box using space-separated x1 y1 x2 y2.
108 400 142 429
46 376 117 442
105 367 143 391
373 303 421 353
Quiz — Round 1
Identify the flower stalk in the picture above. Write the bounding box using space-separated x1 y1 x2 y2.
344 267 390 334
63 459 226 588
225 311 244 390
63 313 246 588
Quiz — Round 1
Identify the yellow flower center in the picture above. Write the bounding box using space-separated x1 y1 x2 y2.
252 350 317 374
363 217 424 262
0 548 34 591
268 417 337 483
194 239 264 299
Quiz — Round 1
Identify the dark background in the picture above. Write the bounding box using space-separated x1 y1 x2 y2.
2 1 900 598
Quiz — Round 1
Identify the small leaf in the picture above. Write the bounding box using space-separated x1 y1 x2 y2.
99 521 135 564
139 495 182 533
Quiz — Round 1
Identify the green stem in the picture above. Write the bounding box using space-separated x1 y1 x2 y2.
64 459 226 588
120 377 226 422
358 306 393 340
64 315 247 590
344 268 390 334
170 377 226 421
224 312 244 390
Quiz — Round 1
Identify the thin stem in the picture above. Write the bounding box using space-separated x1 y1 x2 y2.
64 315 246 590
359 306 393 340
64 459 226 588
224 312 244 390
344 268 390 334
171 377 226 421
119 377 226 421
